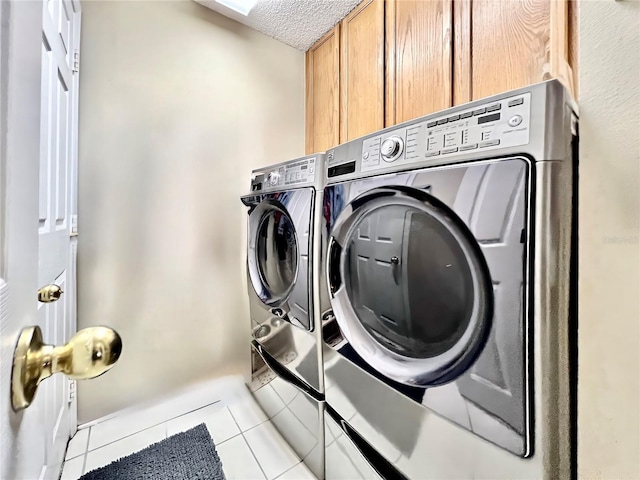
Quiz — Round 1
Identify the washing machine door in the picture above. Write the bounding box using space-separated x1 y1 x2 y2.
327 186 493 387
248 198 299 308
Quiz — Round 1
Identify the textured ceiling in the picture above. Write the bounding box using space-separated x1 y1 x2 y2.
194 0 361 51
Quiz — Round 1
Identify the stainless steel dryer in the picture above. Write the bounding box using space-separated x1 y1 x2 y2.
241 154 326 479
320 80 578 479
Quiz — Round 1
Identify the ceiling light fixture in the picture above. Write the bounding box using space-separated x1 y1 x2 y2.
214 0 258 16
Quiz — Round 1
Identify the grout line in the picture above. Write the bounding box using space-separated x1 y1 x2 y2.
286 402 319 439
273 460 304 480
86 420 168 453
214 430 243 447
255 387 287 420
228 404 270 433
79 390 226 429
87 400 222 452
227 406 267 480
240 430 269 480
272 381 302 408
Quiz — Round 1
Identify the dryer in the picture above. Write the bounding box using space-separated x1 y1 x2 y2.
320 80 578 479
241 154 326 479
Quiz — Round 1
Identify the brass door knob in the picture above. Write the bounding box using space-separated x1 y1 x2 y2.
11 325 122 411
38 284 63 303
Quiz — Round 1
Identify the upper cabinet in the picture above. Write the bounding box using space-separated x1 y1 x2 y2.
305 0 576 155
386 0 453 125
305 26 340 154
453 0 566 104
340 0 385 143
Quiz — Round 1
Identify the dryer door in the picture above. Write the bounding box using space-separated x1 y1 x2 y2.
245 188 314 331
248 198 299 306
327 186 493 387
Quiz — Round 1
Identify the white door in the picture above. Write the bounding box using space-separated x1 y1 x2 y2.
0 0 81 478
39 0 81 475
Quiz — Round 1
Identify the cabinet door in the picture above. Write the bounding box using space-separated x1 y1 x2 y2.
305 26 340 154
385 0 453 126
454 0 551 104
340 0 385 143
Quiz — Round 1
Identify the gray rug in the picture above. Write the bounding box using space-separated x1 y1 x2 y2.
79 424 225 480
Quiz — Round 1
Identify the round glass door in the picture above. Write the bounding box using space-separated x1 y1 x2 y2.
248 200 299 306
328 186 493 387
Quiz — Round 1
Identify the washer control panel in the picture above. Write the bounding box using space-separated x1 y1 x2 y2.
262 157 317 189
359 93 531 173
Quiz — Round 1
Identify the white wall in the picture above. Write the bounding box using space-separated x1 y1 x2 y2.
77 0 305 423
578 1 640 478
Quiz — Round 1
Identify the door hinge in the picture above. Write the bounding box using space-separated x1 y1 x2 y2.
68 379 76 403
72 50 79 74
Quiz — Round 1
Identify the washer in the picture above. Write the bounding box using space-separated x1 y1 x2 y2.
241 154 326 479
320 80 578 479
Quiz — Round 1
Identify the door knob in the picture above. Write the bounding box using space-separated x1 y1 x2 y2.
38 284 63 303
11 325 122 411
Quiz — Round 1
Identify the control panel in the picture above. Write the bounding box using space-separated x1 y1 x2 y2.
255 157 317 191
357 93 531 173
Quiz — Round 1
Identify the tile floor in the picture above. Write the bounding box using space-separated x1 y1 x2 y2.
60 375 317 480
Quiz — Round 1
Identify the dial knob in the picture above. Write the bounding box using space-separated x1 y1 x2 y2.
268 171 280 186
380 136 404 162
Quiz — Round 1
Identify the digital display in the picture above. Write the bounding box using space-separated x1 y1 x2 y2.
328 162 356 178
478 113 501 124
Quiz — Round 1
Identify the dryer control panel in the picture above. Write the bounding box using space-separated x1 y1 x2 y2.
254 157 317 192
357 93 531 173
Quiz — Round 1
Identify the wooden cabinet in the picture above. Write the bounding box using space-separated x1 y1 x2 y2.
385 0 453 125
305 26 340 154
340 0 385 143
305 0 576 154
453 0 558 104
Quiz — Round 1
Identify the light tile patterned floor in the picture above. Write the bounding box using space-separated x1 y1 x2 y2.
60 375 317 480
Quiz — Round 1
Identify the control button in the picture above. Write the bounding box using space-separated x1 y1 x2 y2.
425 151 440 157
447 114 460 122
427 121 437 128
436 118 448 125
443 132 458 148
486 104 501 112
427 137 439 151
268 171 280 185
508 98 524 107
473 108 486 116
479 140 501 148
508 114 523 127
363 151 370 160
459 144 478 151
442 147 459 154
380 135 404 162
460 112 473 119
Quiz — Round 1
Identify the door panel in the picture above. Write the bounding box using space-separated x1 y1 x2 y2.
306 27 340 154
340 0 385 142
454 0 550 103
385 0 453 125
347 207 407 329
455 161 528 434
39 0 80 475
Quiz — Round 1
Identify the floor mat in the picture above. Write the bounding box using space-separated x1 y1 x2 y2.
80 424 225 480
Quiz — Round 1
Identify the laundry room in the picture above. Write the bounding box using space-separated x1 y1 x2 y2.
0 1 638 479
